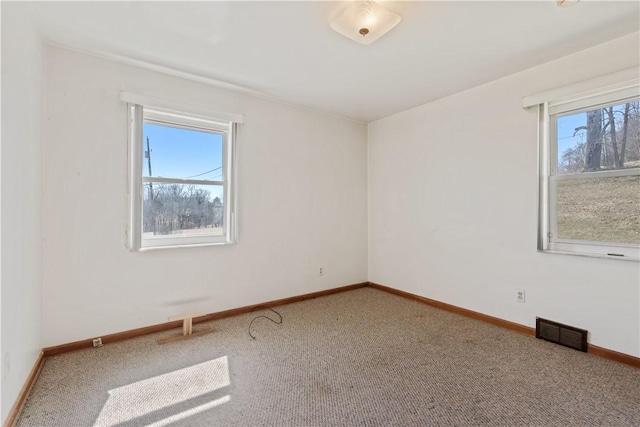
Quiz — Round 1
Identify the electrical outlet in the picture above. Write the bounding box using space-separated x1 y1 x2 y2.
516 289 526 303
92 338 103 347
318 267 324 276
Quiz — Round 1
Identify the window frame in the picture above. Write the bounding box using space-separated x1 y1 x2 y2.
537 84 640 261
125 98 239 251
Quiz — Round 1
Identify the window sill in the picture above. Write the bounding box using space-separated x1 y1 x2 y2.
538 249 639 262
134 241 236 252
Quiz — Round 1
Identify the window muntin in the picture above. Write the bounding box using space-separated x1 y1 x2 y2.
127 105 236 250
541 91 640 260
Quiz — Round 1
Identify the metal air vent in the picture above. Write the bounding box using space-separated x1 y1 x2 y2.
536 317 587 352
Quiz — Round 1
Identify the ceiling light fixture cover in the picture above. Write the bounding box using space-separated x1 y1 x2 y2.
330 1 401 45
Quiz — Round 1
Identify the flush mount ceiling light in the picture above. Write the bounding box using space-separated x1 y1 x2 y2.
330 1 401 45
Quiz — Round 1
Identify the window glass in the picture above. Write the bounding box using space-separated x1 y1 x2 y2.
556 101 640 174
555 175 639 244
143 183 225 238
142 123 223 180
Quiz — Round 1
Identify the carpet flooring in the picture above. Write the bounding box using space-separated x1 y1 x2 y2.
17 287 640 426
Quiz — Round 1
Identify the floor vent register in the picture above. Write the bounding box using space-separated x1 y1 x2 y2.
536 317 588 352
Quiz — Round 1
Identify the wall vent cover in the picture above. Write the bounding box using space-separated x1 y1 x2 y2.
536 317 587 352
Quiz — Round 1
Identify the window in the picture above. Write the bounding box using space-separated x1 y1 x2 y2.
122 93 241 250
537 81 640 260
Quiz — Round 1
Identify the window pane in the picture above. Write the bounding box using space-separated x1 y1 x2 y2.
142 183 224 237
142 122 223 180
555 175 640 244
556 101 640 174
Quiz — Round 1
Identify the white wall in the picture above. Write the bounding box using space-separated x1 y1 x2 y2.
1 3 44 423
3 16 638 420
368 33 640 357
41 46 368 347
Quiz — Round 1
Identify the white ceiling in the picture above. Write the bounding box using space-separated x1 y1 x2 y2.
31 1 639 122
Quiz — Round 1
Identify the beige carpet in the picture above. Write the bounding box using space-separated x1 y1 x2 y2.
17 287 640 426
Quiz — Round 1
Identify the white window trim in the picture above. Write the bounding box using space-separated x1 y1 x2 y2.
523 66 639 110
123 94 241 251
535 80 640 261
120 91 244 124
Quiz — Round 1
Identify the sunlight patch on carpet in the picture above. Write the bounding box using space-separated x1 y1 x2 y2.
147 395 231 427
94 356 230 426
